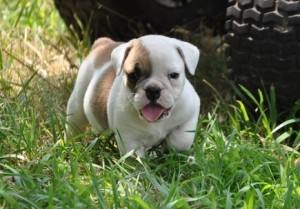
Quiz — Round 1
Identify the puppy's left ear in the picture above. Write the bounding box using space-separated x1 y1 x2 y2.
176 41 200 75
111 43 132 75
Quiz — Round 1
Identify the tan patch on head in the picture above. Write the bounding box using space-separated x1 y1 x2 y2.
91 66 116 129
122 39 152 91
91 37 122 69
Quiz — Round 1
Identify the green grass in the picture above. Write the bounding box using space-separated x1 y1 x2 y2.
1 0 300 208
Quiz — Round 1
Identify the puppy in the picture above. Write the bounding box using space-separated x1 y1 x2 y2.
66 35 200 156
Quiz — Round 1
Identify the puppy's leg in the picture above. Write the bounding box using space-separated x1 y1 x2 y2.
66 91 89 138
66 60 93 139
167 115 199 152
115 133 146 157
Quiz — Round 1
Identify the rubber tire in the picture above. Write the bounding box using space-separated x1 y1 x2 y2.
135 0 227 34
53 0 142 42
225 0 300 111
54 0 227 43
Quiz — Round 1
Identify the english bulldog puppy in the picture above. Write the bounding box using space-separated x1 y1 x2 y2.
66 35 200 156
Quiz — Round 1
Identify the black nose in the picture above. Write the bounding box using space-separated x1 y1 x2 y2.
145 86 161 101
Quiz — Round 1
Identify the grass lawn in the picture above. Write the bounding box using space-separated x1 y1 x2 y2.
1 0 300 208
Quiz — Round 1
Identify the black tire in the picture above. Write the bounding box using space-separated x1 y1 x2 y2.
225 0 300 111
135 0 227 35
53 0 142 42
54 0 227 43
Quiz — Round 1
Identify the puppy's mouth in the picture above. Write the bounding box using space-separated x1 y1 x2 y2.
140 103 172 122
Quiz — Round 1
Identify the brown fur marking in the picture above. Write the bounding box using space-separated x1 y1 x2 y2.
89 38 151 128
89 37 120 129
122 39 152 91
92 67 116 129
91 37 122 69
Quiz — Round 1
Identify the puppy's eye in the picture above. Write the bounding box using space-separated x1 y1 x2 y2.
127 67 141 84
169 72 179 80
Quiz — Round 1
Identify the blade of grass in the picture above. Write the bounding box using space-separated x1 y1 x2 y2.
237 100 249 122
239 85 272 138
272 118 300 134
0 189 19 209
88 162 108 209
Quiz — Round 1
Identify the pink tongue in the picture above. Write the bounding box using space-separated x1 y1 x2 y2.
141 105 165 122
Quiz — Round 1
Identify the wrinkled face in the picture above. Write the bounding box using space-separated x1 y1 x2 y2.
111 35 199 123
121 39 187 122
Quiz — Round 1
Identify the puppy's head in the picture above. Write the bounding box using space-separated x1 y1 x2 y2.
111 35 200 122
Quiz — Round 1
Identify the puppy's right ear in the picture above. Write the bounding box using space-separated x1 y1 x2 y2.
111 43 132 75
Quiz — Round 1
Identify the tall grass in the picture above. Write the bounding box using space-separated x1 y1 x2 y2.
1 0 300 208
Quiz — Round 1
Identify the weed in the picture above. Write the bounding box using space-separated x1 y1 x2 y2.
0 0 299 208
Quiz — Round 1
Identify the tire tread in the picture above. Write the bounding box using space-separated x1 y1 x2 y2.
225 0 300 110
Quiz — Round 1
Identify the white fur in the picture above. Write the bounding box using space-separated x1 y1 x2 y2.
66 35 201 157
